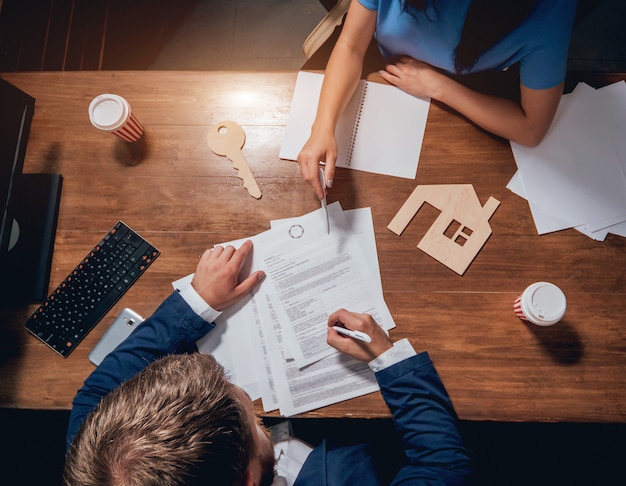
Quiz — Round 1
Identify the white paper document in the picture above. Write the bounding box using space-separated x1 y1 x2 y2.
254 288 379 417
174 204 394 416
260 203 393 368
509 81 626 239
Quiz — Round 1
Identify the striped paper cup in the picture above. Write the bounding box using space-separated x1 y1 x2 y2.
514 282 566 326
89 94 144 142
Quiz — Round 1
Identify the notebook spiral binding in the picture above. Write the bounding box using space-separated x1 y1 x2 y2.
345 81 368 167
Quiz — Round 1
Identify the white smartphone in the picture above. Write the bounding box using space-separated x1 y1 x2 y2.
88 308 144 366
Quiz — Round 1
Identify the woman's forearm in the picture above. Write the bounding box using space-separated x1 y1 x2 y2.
434 73 563 146
311 1 376 137
297 0 377 198
381 57 563 147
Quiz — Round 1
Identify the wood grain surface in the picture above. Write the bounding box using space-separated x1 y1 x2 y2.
1 71 624 423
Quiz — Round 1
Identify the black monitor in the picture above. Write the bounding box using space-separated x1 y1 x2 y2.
0 77 62 304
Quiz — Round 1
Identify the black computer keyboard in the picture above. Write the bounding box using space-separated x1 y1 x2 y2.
24 221 160 358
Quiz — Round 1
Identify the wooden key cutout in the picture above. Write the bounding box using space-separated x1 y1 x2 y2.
207 120 262 199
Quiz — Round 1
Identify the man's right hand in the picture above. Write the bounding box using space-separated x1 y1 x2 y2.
327 309 393 362
191 240 265 311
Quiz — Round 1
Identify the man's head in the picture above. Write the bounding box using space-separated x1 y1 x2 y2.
63 353 275 486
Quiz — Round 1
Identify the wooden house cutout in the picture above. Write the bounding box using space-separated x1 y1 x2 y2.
387 184 500 275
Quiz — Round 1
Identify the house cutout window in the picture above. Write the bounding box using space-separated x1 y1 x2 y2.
444 220 461 240
444 220 475 247
387 184 500 275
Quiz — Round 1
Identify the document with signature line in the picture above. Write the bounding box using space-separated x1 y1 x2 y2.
175 203 394 415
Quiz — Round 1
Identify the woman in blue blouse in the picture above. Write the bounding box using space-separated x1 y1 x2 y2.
298 0 577 199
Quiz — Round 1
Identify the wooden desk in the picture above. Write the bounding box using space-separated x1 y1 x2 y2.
1 71 625 423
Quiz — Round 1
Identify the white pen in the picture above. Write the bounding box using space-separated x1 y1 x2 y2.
332 326 372 343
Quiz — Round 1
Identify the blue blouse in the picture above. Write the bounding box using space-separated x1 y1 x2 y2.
358 0 577 89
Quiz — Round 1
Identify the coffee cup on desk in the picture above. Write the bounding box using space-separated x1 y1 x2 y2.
88 94 144 142
514 282 567 326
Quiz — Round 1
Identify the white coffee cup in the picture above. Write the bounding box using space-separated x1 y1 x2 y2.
88 94 144 142
514 282 567 326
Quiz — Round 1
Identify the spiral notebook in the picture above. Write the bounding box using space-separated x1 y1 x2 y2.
279 71 430 179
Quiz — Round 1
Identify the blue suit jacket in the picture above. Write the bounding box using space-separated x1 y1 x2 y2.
66 291 213 449
295 353 472 485
67 291 472 484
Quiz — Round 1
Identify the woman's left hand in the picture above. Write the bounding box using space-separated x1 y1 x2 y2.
379 56 444 99
380 56 563 147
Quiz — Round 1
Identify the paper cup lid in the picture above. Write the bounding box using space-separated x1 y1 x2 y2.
522 282 567 326
88 94 129 130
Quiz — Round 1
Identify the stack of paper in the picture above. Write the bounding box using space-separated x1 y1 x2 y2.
507 81 626 240
174 202 395 416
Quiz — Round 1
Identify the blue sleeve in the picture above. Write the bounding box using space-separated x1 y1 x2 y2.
358 0 378 10
376 352 472 485
65 291 214 450
519 0 577 89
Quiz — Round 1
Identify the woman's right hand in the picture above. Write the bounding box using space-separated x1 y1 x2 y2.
297 128 337 201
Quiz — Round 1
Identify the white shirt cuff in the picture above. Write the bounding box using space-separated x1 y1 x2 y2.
368 338 416 372
177 283 222 323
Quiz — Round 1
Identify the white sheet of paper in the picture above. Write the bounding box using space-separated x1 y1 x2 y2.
254 287 379 416
583 215 626 233
271 207 382 293
510 82 626 234
257 202 394 368
506 170 576 234
604 220 626 237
